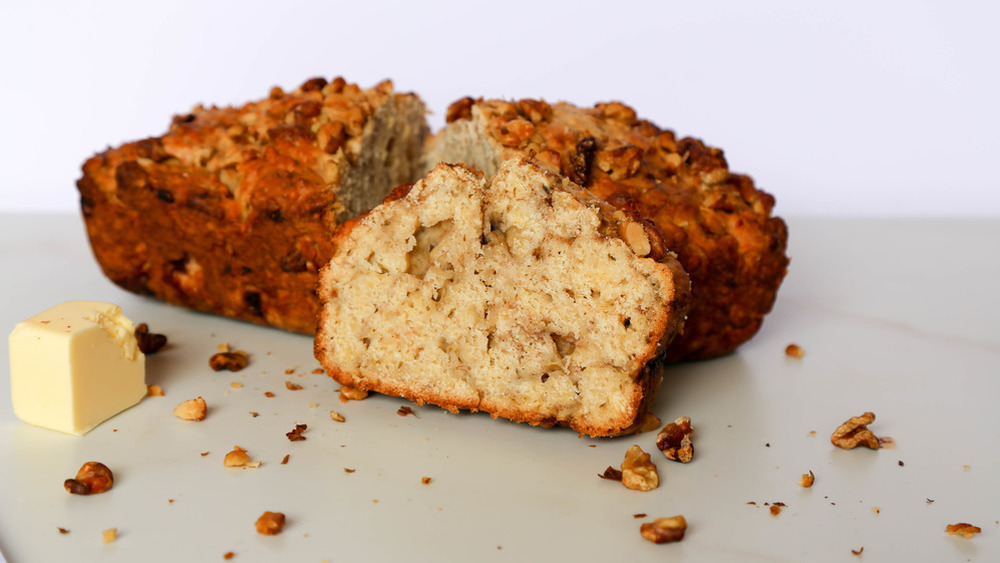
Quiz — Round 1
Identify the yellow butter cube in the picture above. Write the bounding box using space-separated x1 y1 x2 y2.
9 301 146 436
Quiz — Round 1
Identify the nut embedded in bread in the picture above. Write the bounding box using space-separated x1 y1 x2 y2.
78 77 428 333
314 158 691 437
425 98 789 361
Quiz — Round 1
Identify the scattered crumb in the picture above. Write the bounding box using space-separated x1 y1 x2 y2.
147 384 164 397
250 412 259 418
746 502 757 506
309 402 318 408
285 381 303 391
899 460 904 467
102 528 117 544
224 446 252 467
284 368 295 375
800 470 815 488
963 465 971 471
168 499 174 504
808 430 816 437
598 466 623 481
230 382 242 389
926 499 935 504
344 468 356 473
872 506 880 515
172 397 207 421
330 411 346 423
223 552 235 560
286 423 307 442
263 392 275 398
246 461 261 469
785 343 805 358
281 455 290 465
339 386 368 402
311 368 324 374
201 451 210 457
255 512 286 535
851 547 864 556
397 406 416 417
588 444 597 448
633 513 647 519
945 523 982 538
209 347 250 372
765 443 770 447
421 477 432 485
57 527 70 534
770 506 782 516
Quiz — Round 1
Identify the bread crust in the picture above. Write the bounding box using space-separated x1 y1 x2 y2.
314 159 690 436
78 77 427 333
427 98 789 361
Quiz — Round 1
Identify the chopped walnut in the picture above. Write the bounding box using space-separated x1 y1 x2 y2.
946 523 982 538
285 381 303 391
785 343 805 358
209 346 250 372
339 385 368 402
639 515 687 544
800 470 815 488
598 466 623 481
173 397 207 421
135 323 168 354
255 511 286 535
330 411 346 423
102 528 117 544
621 445 659 491
286 423 307 441
656 417 694 463
224 446 251 467
831 412 880 449
147 384 164 396
64 461 114 495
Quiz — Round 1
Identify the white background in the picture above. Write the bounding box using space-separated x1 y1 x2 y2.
1 0 998 216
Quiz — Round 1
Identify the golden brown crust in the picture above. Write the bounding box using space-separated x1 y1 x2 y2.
79 77 427 333
430 98 789 361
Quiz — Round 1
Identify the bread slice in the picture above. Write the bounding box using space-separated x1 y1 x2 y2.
78 77 428 334
425 98 788 361
314 158 690 436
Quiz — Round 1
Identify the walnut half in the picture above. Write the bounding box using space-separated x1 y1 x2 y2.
656 417 694 462
621 445 659 491
831 412 880 450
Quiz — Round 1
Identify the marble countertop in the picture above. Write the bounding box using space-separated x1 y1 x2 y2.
1 215 998 562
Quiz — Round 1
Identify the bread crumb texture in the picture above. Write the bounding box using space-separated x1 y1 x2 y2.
315 158 689 436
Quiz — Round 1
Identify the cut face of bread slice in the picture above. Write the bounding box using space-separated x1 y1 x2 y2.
315 158 690 436
426 98 788 361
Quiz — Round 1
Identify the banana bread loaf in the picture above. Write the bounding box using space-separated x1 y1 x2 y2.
314 158 691 436
78 77 428 333
425 98 789 361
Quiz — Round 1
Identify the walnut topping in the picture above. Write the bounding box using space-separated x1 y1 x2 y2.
173 397 207 421
656 417 694 463
598 466 623 481
621 221 651 257
946 523 982 538
495 118 535 147
339 385 368 402
224 446 252 467
209 346 249 372
621 445 659 491
831 412 881 449
135 323 168 354
147 384 164 396
570 136 597 184
596 101 637 123
785 343 805 358
800 470 815 488
517 99 553 123
285 423 307 441
330 411 346 422
255 511 286 535
446 97 475 123
639 515 687 544
594 146 644 181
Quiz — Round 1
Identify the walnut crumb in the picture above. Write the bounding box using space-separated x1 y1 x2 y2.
57 527 70 534
285 381 303 391
945 523 982 538
397 406 416 417
147 384 164 397
281 454 290 465
339 385 368 402
263 392 275 398
421 477 432 485
831 412 880 449
770 505 782 516
598 466 623 481
851 547 864 556
250 412 259 417
621 445 659 491
286 423 307 441
173 397 207 421
639 515 687 544
230 382 242 389
633 513 647 519
209 348 249 372
872 506 880 515
311 368 324 374
102 528 117 544
284 368 295 375
800 470 815 488
656 416 693 462
224 446 251 467
330 411 346 422
223 552 235 560
255 512 286 535
344 468 356 473
201 451 210 457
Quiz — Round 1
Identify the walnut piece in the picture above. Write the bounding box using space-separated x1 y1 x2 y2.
330 411 346 422
785 343 805 358
285 381 303 391
134 323 167 354
397 406 416 417
173 397 207 421
800 470 815 488
621 445 659 491
64 461 114 495
421 477 432 485
639 515 687 544
945 523 982 538
255 511 286 535
339 385 368 402
656 417 694 462
209 347 249 372
831 412 880 449
598 466 623 481
285 423 307 441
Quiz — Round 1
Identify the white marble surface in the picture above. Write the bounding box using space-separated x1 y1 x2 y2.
1 214 998 562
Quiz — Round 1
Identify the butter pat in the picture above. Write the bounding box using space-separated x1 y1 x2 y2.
9 301 146 436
